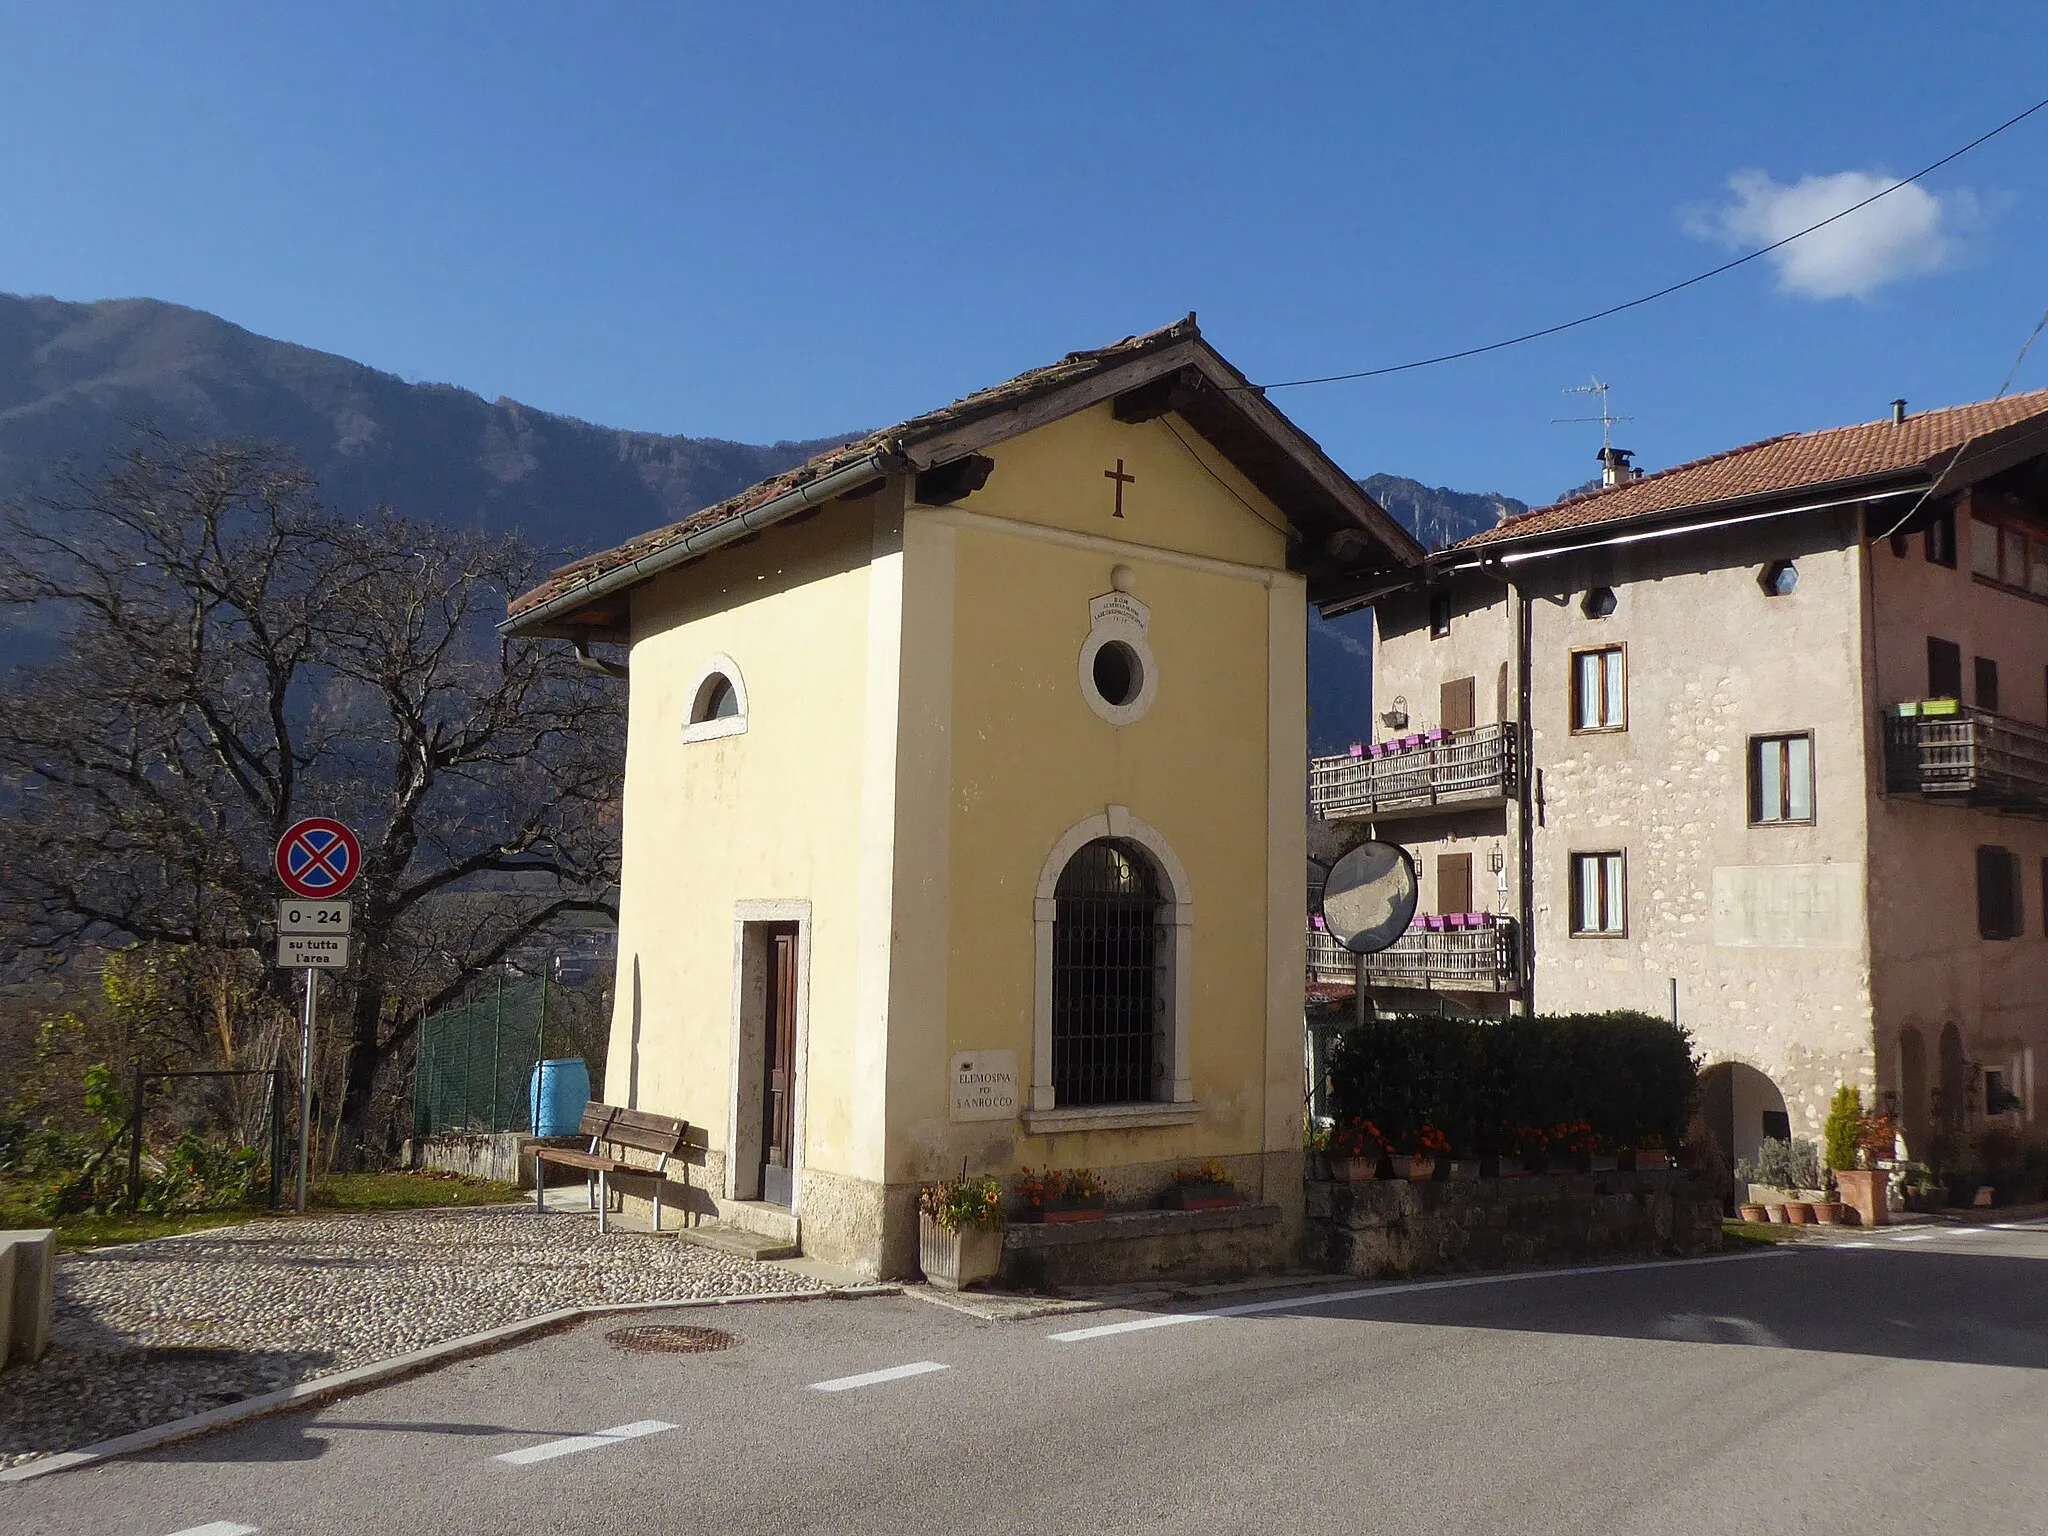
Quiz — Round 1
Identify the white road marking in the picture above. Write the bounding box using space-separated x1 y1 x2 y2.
1946 1227 1985 1237
1992 1220 2048 1230
495 1419 676 1465
809 1360 948 1392
164 1525 258 1536
1836 1240 1877 1249
1894 1232 1940 1242
1049 1248 1794 1343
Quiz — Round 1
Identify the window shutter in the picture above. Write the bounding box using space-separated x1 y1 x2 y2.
1441 676 1476 734
1976 656 2000 713
1979 845 2017 939
1437 853 1473 916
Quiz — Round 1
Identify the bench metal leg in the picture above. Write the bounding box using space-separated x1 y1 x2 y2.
535 1172 545 1215
587 1171 597 1211
598 1168 609 1235
653 1181 662 1233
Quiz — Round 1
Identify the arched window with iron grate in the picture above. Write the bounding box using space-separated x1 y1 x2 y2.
1051 838 1166 1106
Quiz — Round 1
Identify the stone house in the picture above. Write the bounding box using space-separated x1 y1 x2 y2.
1312 389 2048 1168
503 317 1422 1278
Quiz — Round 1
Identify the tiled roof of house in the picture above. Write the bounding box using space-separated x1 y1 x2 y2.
509 318 1213 625
1458 386 2048 549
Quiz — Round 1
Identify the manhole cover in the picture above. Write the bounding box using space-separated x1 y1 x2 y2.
605 1324 736 1355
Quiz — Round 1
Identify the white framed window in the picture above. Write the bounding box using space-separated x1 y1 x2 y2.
683 653 749 742
1571 645 1626 733
1570 851 1626 936
1749 733 1815 825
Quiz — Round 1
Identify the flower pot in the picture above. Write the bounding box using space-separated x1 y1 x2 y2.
1764 1204 1789 1223
1589 1154 1619 1173
1811 1201 1847 1225
1406 1156 1443 1182
1448 1159 1483 1181
1627 1150 1672 1172
1783 1202 1815 1225
1843 1171 1884 1236
1160 1182 1242 1210
1385 1155 1414 1180
919 1215 1003 1291
1328 1156 1384 1183
1738 1203 1770 1223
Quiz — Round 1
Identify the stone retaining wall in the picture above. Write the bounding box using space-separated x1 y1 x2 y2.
1000 1203 1288 1289
401 1133 583 1189
1307 1171 1723 1278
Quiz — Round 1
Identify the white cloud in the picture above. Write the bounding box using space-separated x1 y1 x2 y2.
1686 170 1965 300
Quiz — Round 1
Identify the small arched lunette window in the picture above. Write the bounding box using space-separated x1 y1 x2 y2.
1051 838 1165 1107
683 653 749 743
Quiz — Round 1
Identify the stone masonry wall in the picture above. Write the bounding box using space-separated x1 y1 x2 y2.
1306 1172 1723 1279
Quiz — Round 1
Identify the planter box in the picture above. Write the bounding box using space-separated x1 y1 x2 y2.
1160 1183 1243 1211
919 1215 1003 1291
1626 1150 1672 1172
1328 1156 1384 1183
1835 1169 1889 1228
1406 1156 1446 1182
1447 1160 1484 1181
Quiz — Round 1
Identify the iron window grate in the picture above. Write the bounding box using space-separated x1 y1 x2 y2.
1052 838 1161 1106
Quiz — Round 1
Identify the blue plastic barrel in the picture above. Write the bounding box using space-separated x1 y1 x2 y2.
528 1058 590 1137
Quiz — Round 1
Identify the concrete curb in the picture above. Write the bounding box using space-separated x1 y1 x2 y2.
0 1283 899 1484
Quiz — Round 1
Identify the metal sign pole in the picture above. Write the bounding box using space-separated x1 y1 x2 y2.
295 966 318 1215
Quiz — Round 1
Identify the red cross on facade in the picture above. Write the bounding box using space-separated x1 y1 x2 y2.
1104 458 1135 519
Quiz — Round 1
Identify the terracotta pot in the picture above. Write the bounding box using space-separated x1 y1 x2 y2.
1765 1204 1789 1223
1812 1201 1848 1225
1738 1203 1770 1223
1834 1168 1890 1228
1784 1202 1815 1225
1407 1156 1444 1182
1627 1150 1672 1172
1328 1156 1382 1183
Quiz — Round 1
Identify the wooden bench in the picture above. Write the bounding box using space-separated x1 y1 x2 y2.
532 1102 691 1234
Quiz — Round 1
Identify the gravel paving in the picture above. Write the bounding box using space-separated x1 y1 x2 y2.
0 1206 826 1470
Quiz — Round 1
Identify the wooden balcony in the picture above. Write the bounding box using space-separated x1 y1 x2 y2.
1883 704 2048 815
1307 917 1521 995
1309 723 1519 823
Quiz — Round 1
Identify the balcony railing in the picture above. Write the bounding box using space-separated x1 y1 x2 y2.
1883 703 2048 814
1309 722 1519 822
1307 916 1520 994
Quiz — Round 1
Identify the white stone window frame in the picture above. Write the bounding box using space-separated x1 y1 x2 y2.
1025 805 1199 1134
683 652 750 743
1078 624 1158 726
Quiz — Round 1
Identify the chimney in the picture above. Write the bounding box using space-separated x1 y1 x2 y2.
1599 446 1636 488
1892 399 1907 426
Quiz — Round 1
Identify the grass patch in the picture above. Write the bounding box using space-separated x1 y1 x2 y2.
1722 1218 1803 1249
2 1169 520 1250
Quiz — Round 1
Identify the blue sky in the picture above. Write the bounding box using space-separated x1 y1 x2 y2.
3 3 2045 508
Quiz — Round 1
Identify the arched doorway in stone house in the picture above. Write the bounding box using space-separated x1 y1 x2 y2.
1938 1023 1970 1133
1698 1061 1791 1173
1897 1026 1930 1154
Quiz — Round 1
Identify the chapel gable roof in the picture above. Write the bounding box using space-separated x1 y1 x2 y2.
504 316 1424 638
1456 386 2048 553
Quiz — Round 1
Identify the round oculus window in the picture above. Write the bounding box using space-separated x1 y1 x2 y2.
1092 640 1141 707
1079 628 1157 725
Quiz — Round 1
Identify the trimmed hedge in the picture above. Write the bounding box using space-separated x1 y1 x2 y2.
1328 1010 1699 1157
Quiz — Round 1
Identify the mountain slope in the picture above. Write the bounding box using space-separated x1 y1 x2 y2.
0 293 850 557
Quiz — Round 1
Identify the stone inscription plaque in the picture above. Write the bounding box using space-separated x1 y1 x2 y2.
1711 863 1860 950
949 1050 1020 1122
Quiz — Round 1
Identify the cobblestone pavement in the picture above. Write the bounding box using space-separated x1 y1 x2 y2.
0 1207 825 1470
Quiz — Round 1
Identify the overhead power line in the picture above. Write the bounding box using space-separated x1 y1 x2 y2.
1252 93 2048 392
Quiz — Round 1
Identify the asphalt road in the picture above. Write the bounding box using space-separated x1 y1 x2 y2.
8 1221 2048 1536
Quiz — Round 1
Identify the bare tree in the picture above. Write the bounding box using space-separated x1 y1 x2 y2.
0 436 623 1160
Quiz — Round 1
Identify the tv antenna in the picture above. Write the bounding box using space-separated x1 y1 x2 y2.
1551 377 1632 453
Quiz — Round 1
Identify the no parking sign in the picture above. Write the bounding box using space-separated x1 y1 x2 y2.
274 817 361 900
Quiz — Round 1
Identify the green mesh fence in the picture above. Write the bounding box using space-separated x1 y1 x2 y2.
412 974 554 1136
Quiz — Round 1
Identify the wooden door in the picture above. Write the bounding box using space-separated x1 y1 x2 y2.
1441 676 1476 734
761 926 799 1206
1437 853 1473 916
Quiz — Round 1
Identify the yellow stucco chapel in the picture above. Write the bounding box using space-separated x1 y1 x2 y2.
504 317 1421 1278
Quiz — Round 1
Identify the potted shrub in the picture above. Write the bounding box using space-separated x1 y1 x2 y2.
1738 1201 1770 1223
1304 1123 1333 1183
1624 1139 1671 1172
1328 1120 1390 1182
1499 1122 1544 1177
1160 1159 1243 1210
1546 1121 1594 1175
1897 1163 1943 1212
918 1175 1005 1291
